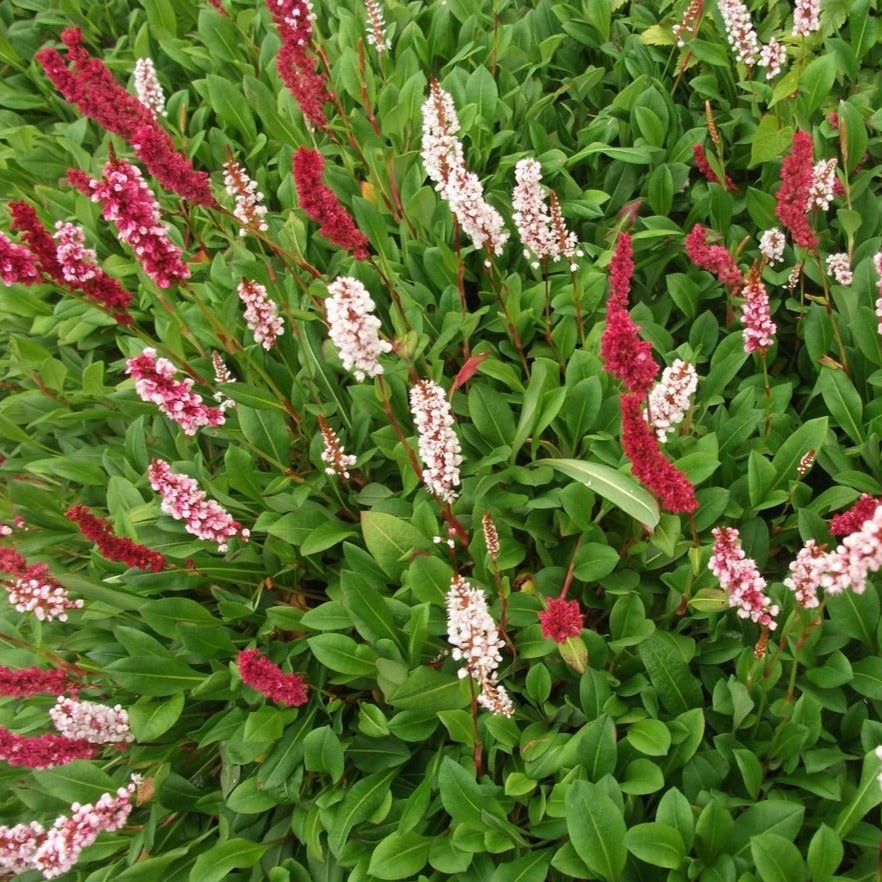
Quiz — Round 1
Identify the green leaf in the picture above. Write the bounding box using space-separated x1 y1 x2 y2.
750 833 806 882
625 822 686 869
327 768 397 855
237 405 291 466
306 633 377 677
851 656 882 699
541 458 660 528
565 780 627 882
188 838 267 882
628 719 671 756
769 417 828 493
141 597 221 638
361 511 429 578
750 116 793 167
469 382 516 449
368 831 431 880
106 656 203 695
439 756 505 826
798 54 837 118
818 367 864 444
638 632 703 714
340 570 402 649
129 694 185 741
807 824 843 882
389 666 471 711
204 75 257 141
490 849 554 882
303 726 345 783
579 714 617 782
32 762 116 805
834 749 882 836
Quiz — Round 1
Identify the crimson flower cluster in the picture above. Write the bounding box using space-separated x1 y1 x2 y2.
684 224 744 293
36 28 213 206
692 144 737 192
6 202 133 324
65 505 165 572
266 0 332 129
775 131 818 249
237 649 308 707
0 729 97 770
601 234 698 513
0 547 83 622
0 665 77 699
830 494 881 536
538 598 584 644
292 148 370 259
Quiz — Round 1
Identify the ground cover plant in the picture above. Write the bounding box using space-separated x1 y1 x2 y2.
0 0 882 879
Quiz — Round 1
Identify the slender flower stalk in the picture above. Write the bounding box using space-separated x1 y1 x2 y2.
223 159 269 236
265 0 332 129
133 58 166 118
36 28 213 205
645 360 698 442
325 276 391 380
65 505 166 572
237 649 308 706
446 575 513 716
237 279 284 350
709 526 779 628
126 348 226 435
740 268 776 353
421 80 509 265
292 148 370 259
482 512 500 564
148 459 250 552
0 666 77 699
409 379 463 504
673 0 703 46
621 393 698 513
68 159 190 288
775 131 817 250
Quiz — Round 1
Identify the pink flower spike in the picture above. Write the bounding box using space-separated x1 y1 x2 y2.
0 232 39 286
70 158 189 288
718 0 759 66
0 728 97 770
49 698 132 744
784 540 826 609
237 279 284 350
126 348 226 436
709 526 779 629
148 459 249 552
0 552 83 622
237 649 308 707
538 598 584 643
793 0 821 36
740 268 776 354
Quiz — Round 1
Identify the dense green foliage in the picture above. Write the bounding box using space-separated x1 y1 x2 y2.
1 0 882 880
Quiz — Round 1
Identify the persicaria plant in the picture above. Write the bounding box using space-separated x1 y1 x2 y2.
0 0 881 879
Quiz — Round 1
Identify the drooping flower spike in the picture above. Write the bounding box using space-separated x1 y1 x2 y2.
66 504 166 572
237 649 308 707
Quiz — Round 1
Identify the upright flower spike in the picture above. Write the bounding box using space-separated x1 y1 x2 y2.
133 58 166 118
775 131 818 249
266 0 332 129
759 228 786 265
148 459 250 552
684 224 743 293
875 253 882 336
709 526 779 628
36 28 213 205
717 0 759 66
793 0 821 36
446 575 513 717
758 39 787 78
482 512 500 564
223 159 269 236
292 148 370 259
621 393 698 513
65 504 166 572
318 418 357 479
784 540 826 608
826 252 852 286
807 158 837 211
237 649 308 707
364 0 391 53
325 276 391 380
126 348 226 436
69 159 190 288
421 80 509 265
52 222 96 285
645 359 698 442
600 234 658 396
673 0 703 47
409 379 463 504
740 268 776 354
237 279 284 350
